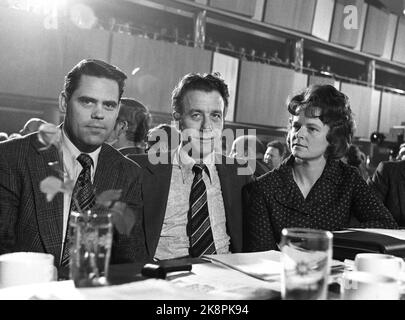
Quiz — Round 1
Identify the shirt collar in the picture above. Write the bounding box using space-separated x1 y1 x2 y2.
280 154 342 186
61 127 101 170
174 145 215 182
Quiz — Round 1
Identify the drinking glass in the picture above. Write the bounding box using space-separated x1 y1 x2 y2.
280 228 333 300
68 209 113 288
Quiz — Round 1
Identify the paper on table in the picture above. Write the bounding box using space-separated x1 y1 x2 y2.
169 262 281 299
0 280 81 300
203 250 282 282
79 278 219 300
203 250 344 282
0 278 226 300
349 228 405 241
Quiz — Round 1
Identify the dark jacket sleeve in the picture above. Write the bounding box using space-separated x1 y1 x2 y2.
367 161 390 203
351 168 398 229
0 147 19 254
111 161 149 264
243 181 278 252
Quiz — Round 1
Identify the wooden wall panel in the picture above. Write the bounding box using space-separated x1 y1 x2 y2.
361 6 389 56
210 0 257 17
340 83 380 138
252 0 265 21
0 8 63 98
369 89 382 136
354 2 368 51
58 24 111 77
308 75 340 89
264 0 317 34
212 52 238 122
393 17 405 64
379 92 405 134
382 13 398 60
311 0 335 41
0 7 110 99
110 34 212 114
330 0 366 48
236 62 308 127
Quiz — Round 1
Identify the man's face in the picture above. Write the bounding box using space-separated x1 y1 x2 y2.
264 146 282 169
61 75 120 153
289 111 330 162
179 90 225 160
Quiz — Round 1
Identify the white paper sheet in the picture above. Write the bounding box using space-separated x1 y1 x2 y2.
349 228 405 241
203 250 282 282
169 263 281 300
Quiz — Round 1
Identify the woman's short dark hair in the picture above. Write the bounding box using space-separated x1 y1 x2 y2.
286 84 355 160
171 72 230 117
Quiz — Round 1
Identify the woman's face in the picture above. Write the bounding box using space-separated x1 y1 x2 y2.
289 111 330 161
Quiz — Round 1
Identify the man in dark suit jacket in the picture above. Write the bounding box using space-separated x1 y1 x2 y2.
0 59 148 271
368 160 405 226
129 73 252 259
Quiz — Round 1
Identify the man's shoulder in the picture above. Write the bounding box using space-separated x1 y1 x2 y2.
128 152 173 169
376 160 405 175
0 133 35 155
100 144 141 171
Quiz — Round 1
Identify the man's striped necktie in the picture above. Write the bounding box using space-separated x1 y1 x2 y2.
60 153 96 267
187 164 216 257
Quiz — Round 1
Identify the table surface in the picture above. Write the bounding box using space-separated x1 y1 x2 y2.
2 255 402 300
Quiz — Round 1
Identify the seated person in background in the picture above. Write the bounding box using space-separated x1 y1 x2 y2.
146 123 180 156
244 84 398 252
0 132 8 142
106 98 152 156
368 155 405 227
264 140 285 171
342 144 369 181
130 72 252 260
19 118 47 136
229 134 270 179
396 143 405 161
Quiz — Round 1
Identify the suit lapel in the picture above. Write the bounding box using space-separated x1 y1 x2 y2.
216 160 243 252
94 145 120 192
397 163 405 225
143 162 172 256
27 135 63 262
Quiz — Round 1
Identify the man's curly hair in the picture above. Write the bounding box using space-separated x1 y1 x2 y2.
171 72 230 117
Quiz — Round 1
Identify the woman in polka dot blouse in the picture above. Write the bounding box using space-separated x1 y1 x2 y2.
244 85 398 252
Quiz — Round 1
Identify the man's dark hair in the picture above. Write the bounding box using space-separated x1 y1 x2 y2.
63 59 127 101
118 98 151 144
266 140 285 158
286 84 355 160
171 72 230 116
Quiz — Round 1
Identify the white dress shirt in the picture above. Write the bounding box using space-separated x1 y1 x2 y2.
154 147 230 260
60 129 101 258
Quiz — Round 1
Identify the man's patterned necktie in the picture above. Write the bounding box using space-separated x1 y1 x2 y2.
187 164 216 257
60 153 96 267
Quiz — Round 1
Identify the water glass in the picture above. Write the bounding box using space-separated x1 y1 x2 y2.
68 209 113 287
280 228 333 300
